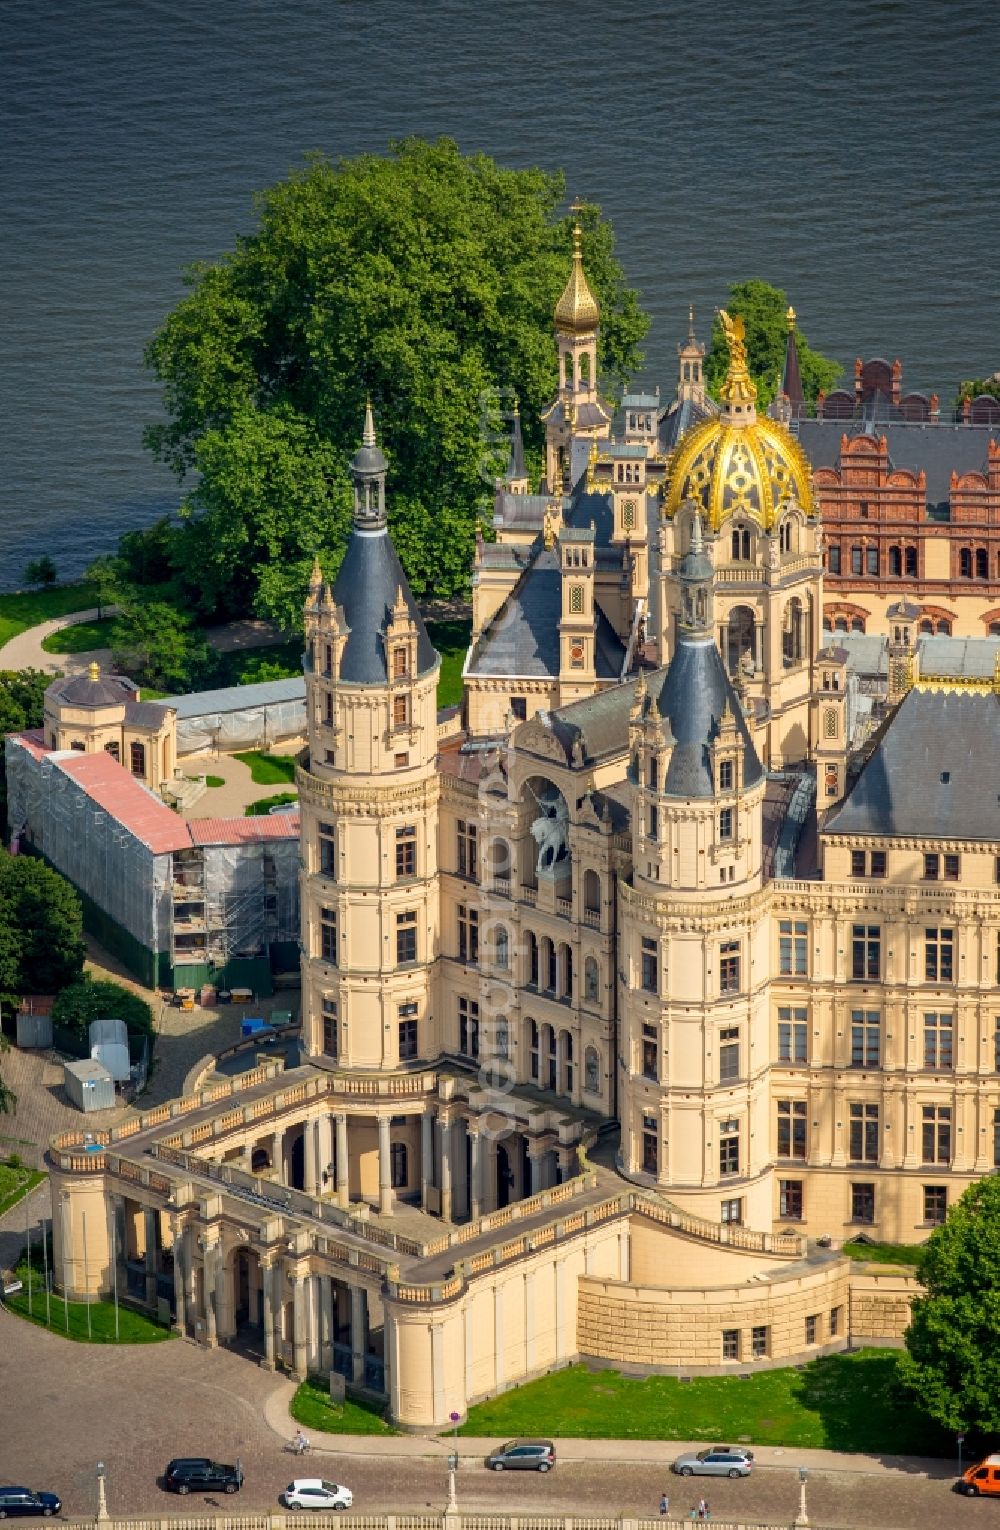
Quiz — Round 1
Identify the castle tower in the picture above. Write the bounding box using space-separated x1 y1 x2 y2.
557 521 598 704
676 305 706 408
298 402 441 1075
542 205 612 491
502 399 530 495
619 518 771 1218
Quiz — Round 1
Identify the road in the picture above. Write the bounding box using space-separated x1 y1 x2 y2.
0 1310 984 1529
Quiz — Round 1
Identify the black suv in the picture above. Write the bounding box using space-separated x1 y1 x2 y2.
0 1487 61 1518
164 1459 243 1495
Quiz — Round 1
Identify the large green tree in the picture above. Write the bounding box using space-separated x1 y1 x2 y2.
145 137 649 619
0 850 86 998
0 668 51 839
704 280 841 412
110 598 212 693
900 1174 1000 1432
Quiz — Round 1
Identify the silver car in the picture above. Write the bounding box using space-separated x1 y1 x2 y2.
670 1446 754 1478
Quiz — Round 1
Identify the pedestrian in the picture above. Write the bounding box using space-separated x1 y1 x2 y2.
659 1491 669 1516
696 1500 707 1522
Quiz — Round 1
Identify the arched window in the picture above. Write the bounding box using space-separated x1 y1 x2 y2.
584 956 599 1002
584 1046 600 1094
937 620 951 636
583 868 601 915
560 943 573 999
251 1147 271 1173
560 1030 574 1094
494 924 510 971
920 618 934 633
579 352 591 384
977 548 989 579
905 547 917 576
564 352 573 388
528 931 539 986
779 519 792 554
545 1024 557 1090
495 1016 509 1060
834 618 848 632
541 936 556 992
489 837 511 884
731 525 751 561
527 1019 539 1080
851 617 865 633
960 548 973 578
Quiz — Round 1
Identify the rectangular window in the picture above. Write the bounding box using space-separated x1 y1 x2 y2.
458 996 479 1059
641 1022 658 1081
719 806 733 841
925 928 954 982
922 1104 952 1164
393 693 409 729
994 1108 1000 1168
104 740 120 761
456 819 478 880
779 919 808 976
325 691 334 726
394 752 409 767
395 825 417 879
720 1197 743 1226
721 1328 740 1360
641 936 658 994
319 822 336 877
648 804 658 841
719 759 734 791
849 1102 879 1163
777 1100 807 1159
778 1007 808 1064
322 996 338 1057
851 546 863 575
510 696 527 721
851 1183 875 1224
830 1305 843 1336
396 910 418 966
719 1026 741 1082
944 853 959 881
398 1017 418 1060
829 545 841 575
870 849 886 878
924 852 939 881
923 1011 954 1070
392 646 408 679
642 1112 658 1174
923 1185 947 1225
805 1314 818 1345
850 1009 880 1068
320 908 337 965
751 1325 769 1359
719 940 741 994
457 904 479 964
779 1179 803 1219
130 740 145 776
719 1119 740 1177
866 546 879 576
851 849 866 879
851 924 881 981
995 1020 1000 1074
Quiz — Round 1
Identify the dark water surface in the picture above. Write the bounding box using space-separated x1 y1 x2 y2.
2 0 998 588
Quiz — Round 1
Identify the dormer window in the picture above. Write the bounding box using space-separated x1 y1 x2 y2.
719 759 733 791
393 646 409 679
732 525 751 561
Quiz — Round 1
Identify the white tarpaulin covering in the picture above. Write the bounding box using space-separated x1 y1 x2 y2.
90 1017 131 1082
162 677 306 756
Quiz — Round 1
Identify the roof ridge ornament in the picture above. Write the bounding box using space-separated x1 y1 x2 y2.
717 309 758 412
363 395 376 448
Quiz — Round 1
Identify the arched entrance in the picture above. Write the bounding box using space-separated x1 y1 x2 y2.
496 1143 513 1210
726 605 757 677
233 1246 262 1330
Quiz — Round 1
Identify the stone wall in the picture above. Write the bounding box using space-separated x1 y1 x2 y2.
848 1265 919 1344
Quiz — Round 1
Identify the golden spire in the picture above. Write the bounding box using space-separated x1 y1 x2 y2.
554 202 600 334
717 309 758 410
786 305 797 332
87 661 100 682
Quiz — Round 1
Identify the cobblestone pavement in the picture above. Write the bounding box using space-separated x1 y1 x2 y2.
0 1307 977 1529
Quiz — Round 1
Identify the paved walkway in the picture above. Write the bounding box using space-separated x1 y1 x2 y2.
177 748 301 819
0 608 285 677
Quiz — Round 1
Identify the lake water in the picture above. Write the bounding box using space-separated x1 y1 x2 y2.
2 0 997 589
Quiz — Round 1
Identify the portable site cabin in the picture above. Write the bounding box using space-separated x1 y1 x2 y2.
63 1058 115 1113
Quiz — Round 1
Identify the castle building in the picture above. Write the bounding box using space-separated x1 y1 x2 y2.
47 230 1000 1430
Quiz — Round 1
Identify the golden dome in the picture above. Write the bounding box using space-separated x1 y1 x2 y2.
554 210 600 335
662 309 815 528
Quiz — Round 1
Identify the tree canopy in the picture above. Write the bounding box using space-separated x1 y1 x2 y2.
704 280 841 412
900 1174 1000 1432
0 849 86 1003
144 137 649 621
957 375 1000 406
0 669 51 839
52 974 152 1040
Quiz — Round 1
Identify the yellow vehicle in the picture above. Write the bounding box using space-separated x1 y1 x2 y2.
960 1454 1000 1496
175 987 195 1011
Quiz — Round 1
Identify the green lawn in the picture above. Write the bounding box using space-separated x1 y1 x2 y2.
842 1239 926 1268
427 618 470 710
290 1375 395 1436
40 616 117 654
459 1353 953 1456
4 1252 174 1345
0 582 100 648
204 774 225 788
212 638 303 688
245 791 298 817
233 750 298 785
0 1162 45 1218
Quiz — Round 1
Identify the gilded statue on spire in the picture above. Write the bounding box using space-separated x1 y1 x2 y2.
717 308 758 408
718 310 749 372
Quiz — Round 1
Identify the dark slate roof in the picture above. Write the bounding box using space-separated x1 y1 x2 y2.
622 392 660 409
781 330 804 409
331 526 437 684
124 700 172 727
468 546 625 681
823 687 1000 840
494 492 554 529
797 419 999 507
650 636 763 798
659 395 716 451
50 674 136 708
566 486 614 544
506 412 526 481
548 674 644 763
605 441 649 459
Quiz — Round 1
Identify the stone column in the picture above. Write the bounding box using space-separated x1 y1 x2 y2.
106 1193 126 1299
261 1260 278 1370
440 1117 453 1222
172 1220 187 1337
378 1115 392 1215
469 1128 483 1221
350 1284 366 1385
292 1275 308 1380
319 1277 334 1371
215 1243 230 1341
335 1113 349 1208
143 1206 158 1307
420 1110 434 1211
557 1145 576 1183
316 1113 334 1194
272 1126 286 1184
203 1242 219 1347
303 1120 319 1195
527 1146 546 1197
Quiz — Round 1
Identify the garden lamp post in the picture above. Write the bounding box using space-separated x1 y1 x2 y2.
794 1465 809 1528
96 1462 109 1523
957 1433 965 1481
447 1410 461 1511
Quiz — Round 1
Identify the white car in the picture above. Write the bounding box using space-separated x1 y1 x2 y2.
284 1479 354 1510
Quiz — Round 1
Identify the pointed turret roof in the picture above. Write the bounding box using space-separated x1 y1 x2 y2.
781 306 805 417
650 630 762 798
332 405 436 685
554 205 600 335
506 400 527 481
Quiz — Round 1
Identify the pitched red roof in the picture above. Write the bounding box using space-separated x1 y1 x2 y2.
188 812 300 846
56 753 193 855
9 729 49 761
